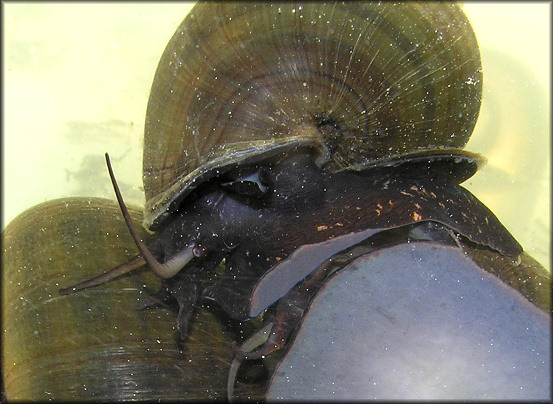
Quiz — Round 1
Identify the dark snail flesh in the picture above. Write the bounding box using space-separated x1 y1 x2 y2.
3 1 550 401
62 0 550 362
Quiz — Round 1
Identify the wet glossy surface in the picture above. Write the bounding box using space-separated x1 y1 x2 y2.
267 242 551 400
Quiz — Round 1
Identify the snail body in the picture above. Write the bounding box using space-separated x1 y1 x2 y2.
3 2 550 401
60 1 548 339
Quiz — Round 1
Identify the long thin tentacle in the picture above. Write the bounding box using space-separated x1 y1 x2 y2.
59 254 146 295
105 153 195 279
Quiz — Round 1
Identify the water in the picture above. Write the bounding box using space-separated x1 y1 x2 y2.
3 3 549 270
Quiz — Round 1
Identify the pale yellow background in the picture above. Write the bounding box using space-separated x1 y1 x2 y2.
3 2 550 270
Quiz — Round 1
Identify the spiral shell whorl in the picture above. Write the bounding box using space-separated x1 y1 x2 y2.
143 2 482 229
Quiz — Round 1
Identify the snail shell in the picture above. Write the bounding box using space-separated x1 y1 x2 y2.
142 2 482 229
1 198 260 400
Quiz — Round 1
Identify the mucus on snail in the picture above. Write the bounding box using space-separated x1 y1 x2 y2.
50 0 549 394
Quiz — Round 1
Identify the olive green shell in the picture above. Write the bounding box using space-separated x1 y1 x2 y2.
1 198 263 400
142 2 482 230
